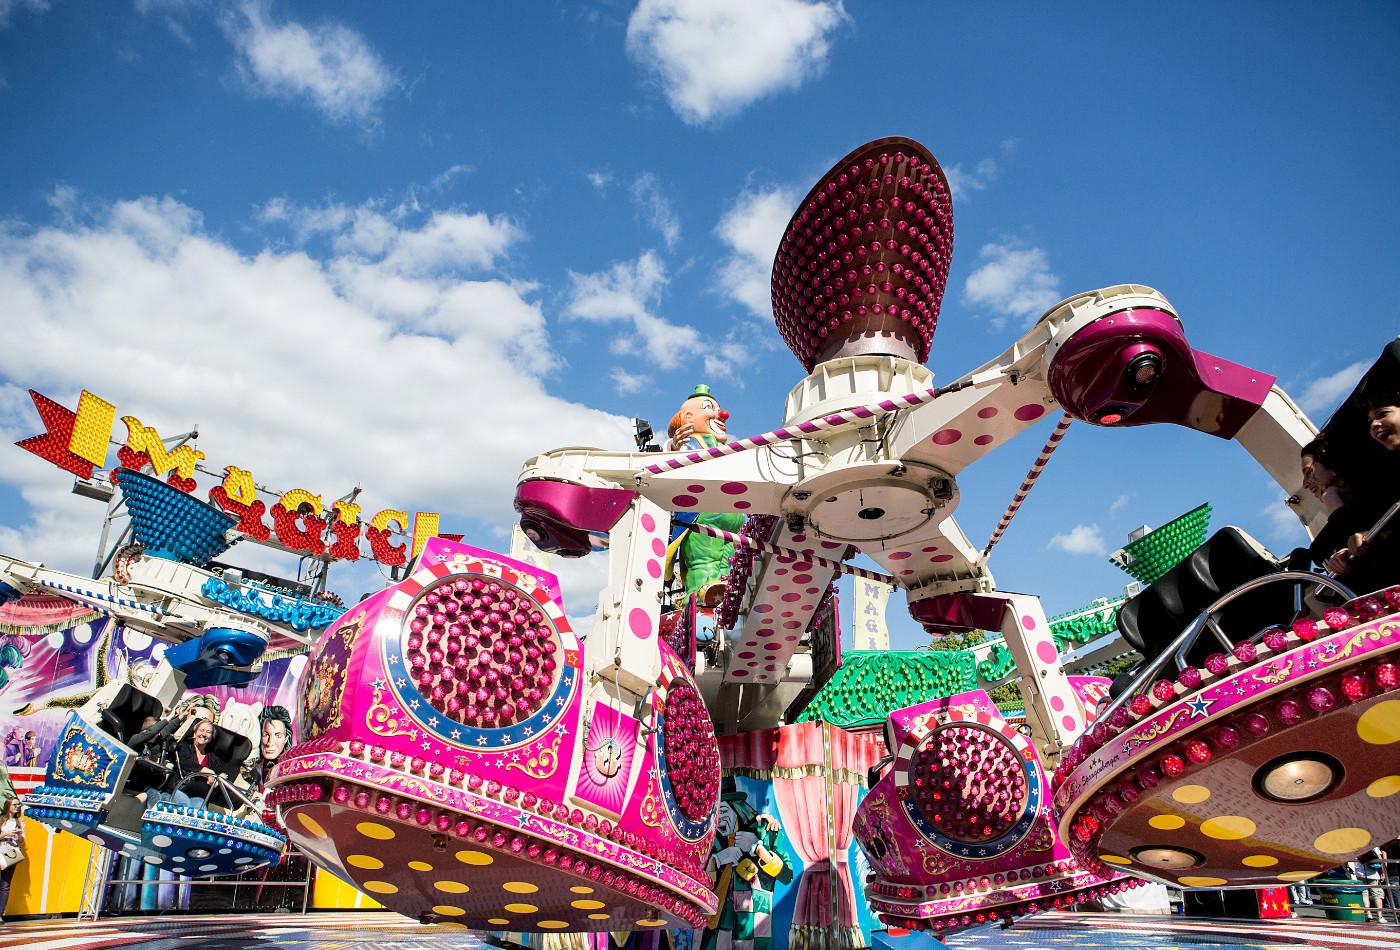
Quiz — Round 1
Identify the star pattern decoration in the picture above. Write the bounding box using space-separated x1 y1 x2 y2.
450 729 462 740
1185 696 1212 719
372 678 386 690
514 812 531 828
476 736 487 746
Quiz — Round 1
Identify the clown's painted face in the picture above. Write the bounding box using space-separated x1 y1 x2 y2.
716 801 738 836
676 395 729 444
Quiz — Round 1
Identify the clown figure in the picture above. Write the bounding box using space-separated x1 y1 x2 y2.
667 385 744 607
703 777 792 950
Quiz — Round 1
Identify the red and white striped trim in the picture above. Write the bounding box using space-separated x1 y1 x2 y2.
983 412 1073 557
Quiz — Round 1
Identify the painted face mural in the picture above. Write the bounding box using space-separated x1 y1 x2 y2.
704 777 793 950
259 708 292 761
668 384 730 450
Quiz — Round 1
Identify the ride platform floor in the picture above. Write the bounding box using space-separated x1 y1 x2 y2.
1 911 1397 949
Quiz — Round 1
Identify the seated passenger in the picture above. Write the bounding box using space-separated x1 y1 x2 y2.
1328 388 1400 593
128 715 168 754
1291 436 1376 575
172 719 229 810
1366 386 1400 453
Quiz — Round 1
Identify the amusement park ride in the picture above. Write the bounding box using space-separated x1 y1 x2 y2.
1 135 1397 939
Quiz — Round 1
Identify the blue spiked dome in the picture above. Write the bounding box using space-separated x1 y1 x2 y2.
116 468 235 567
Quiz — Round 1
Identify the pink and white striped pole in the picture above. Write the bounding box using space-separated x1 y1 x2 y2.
642 382 962 476
685 521 896 584
982 412 1074 558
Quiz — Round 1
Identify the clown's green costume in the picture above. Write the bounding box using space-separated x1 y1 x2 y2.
665 385 742 606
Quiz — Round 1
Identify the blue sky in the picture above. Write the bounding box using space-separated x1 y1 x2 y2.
0 1 1397 649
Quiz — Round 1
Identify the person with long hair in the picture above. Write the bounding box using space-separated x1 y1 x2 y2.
0 796 25 922
242 705 293 791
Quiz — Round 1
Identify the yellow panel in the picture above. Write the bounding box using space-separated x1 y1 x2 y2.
312 866 384 910
412 512 440 558
5 820 95 917
69 390 116 466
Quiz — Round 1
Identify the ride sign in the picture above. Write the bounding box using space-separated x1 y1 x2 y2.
15 387 443 567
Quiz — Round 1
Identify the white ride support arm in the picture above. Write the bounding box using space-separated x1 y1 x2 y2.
1233 385 1327 536
586 497 669 707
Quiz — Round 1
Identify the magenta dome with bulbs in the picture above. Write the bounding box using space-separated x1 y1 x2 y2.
771 136 953 371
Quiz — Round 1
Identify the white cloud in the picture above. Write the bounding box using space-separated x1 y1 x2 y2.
942 138 1019 202
564 251 700 369
1296 359 1368 417
715 186 795 319
0 0 48 30
625 0 847 126
260 197 521 275
944 158 998 202
1048 523 1107 557
585 170 613 194
428 164 473 193
0 191 630 614
630 172 681 249
611 367 650 396
702 335 758 384
962 241 1062 329
225 0 396 128
1109 494 1130 515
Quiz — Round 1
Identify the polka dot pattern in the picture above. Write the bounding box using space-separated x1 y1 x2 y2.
1172 785 1211 805
1356 700 1400 745
1314 827 1370 854
356 822 395 841
1200 816 1255 840
1367 775 1400 798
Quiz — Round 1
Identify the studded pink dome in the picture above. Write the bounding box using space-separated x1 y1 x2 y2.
771 136 953 371
909 724 1027 843
662 680 720 822
403 576 560 728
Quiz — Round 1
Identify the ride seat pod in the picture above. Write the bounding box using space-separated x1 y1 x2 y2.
855 687 1133 936
266 537 721 932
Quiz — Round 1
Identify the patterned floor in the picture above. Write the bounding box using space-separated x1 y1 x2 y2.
0 911 1396 949
885 912 1400 949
